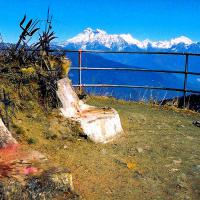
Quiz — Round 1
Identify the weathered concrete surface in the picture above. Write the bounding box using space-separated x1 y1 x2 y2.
57 78 81 118
57 78 123 143
0 118 17 148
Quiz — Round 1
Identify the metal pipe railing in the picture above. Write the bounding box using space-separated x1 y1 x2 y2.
67 49 200 107
72 84 200 94
78 49 82 93
1 48 200 106
183 54 189 107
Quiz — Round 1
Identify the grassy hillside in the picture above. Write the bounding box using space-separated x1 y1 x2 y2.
1 76 199 200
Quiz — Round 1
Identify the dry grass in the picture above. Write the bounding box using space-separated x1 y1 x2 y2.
7 95 200 200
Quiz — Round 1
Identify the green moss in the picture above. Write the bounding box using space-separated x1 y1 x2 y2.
27 138 37 145
44 131 58 140
20 67 35 75
12 124 26 135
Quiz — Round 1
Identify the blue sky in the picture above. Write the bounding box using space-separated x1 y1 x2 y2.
0 0 200 43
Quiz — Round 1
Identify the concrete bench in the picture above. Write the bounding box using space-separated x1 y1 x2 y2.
57 78 123 143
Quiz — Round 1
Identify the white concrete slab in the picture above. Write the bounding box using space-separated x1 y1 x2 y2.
0 118 17 147
56 78 123 143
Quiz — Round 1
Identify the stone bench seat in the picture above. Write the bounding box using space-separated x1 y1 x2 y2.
57 78 123 143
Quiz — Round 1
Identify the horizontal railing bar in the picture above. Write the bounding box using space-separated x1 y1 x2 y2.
70 67 200 76
59 49 200 56
70 67 185 74
73 84 184 91
186 89 200 93
187 71 200 76
62 50 200 56
72 84 200 94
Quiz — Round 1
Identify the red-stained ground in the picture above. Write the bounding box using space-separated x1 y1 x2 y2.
0 144 39 178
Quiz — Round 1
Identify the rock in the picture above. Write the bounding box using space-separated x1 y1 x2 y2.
192 165 200 174
169 168 179 172
179 173 187 181
0 167 79 200
114 159 127 168
173 159 182 165
100 149 106 155
25 150 47 161
0 118 17 148
56 78 123 143
177 173 188 189
136 147 143 153
32 113 38 119
133 170 144 179
186 136 194 140
193 120 200 127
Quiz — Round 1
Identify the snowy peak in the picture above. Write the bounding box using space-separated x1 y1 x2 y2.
68 28 108 44
119 34 144 48
82 27 106 34
150 36 193 49
83 28 107 35
66 28 127 49
170 36 192 45
57 28 194 50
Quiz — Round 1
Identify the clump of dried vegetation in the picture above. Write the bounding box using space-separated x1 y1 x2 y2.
0 10 72 129
0 11 81 199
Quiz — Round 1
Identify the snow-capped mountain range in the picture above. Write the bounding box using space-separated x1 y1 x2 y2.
54 28 200 101
55 28 199 52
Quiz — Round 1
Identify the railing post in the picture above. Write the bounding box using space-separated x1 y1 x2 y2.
183 54 189 108
78 49 82 94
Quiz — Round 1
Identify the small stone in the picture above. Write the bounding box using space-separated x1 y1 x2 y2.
21 160 31 164
101 149 106 155
26 114 32 118
133 170 144 179
144 145 151 150
136 147 143 153
169 168 179 172
193 120 200 127
165 164 172 168
173 159 182 165
179 173 187 181
186 136 194 140
32 113 38 119
158 125 162 129
177 174 188 189
17 119 22 124
64 145 68 149
26 150 46 161
192 165 200 174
